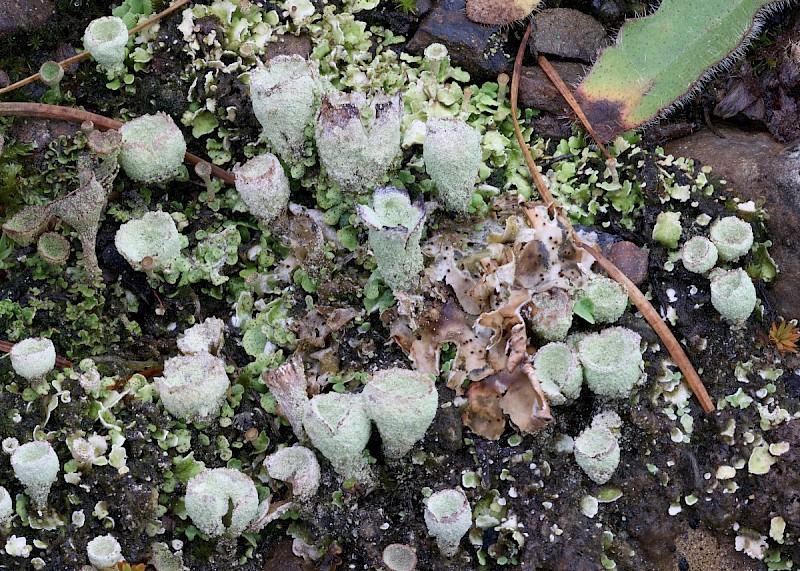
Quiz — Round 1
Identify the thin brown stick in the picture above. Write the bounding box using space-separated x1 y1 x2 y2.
0 102 235 185
511 26 714 412
537 54 613 161
510 21 556 214
0 53 87 97
0 340 73 369
128 0 191 36
0 0 191 97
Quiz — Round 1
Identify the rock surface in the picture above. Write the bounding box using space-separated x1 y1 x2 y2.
665 125 800 319
531 8 609 63
518 62 586 115
608 241 649 286
0 0 54 38
406 0 510 80
710 9 800 143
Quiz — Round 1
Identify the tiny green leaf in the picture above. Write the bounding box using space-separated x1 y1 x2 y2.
573 297 596 324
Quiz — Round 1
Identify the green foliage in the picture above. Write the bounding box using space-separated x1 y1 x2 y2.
363 271 396 314
747 240 778 282
0 299 36 342
394 0 418 13
111 0 154 29
574 0 785 140
573 297 595 324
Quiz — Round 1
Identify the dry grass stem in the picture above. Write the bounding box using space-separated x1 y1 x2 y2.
536 54 613 161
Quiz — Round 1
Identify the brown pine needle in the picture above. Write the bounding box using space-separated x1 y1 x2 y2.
510 21 557 215
0 102 234 185
0 0 191 97
510 22 714 413
536 54 613 161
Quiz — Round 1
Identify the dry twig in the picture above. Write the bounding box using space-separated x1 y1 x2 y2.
511 21 714 413
510 22 557 215
536 54 613 161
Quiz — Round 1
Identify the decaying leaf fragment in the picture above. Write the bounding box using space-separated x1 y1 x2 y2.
463 364 552 440
391 300 492 392
393 202 594 437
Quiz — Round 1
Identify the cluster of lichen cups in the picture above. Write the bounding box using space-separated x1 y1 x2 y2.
4 337 131 546
654 212 757 323
244 54 483 291
104 50 484 296
43 15 765 566
146 319 439 544
525 275 644 484
301 367 439 484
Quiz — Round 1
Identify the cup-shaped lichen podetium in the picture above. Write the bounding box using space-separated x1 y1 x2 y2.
382 544 418 571
528 288 573 342
710 267 756 323
263 445 321 502
573 425 620 485
1 205 53 246
11 441 60 510
39 61 64 92
681 235 718 274
83 16 129 72
154 353 231 424
362 368 438 459
302 392 372 483
709 216 754 262
9 337 56 383
118 112 187 184
37 232 70 264
185 468 261 538
423 488 472 558
115 211 185 275
423 117 482 213
86 535 124 569
315 91 401 194
249 55 320 163
577 327 643 398
233 153 290 223
533 342 583 405
357 187 427 293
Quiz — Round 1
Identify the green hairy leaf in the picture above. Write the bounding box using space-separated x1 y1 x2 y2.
574 0 790 140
